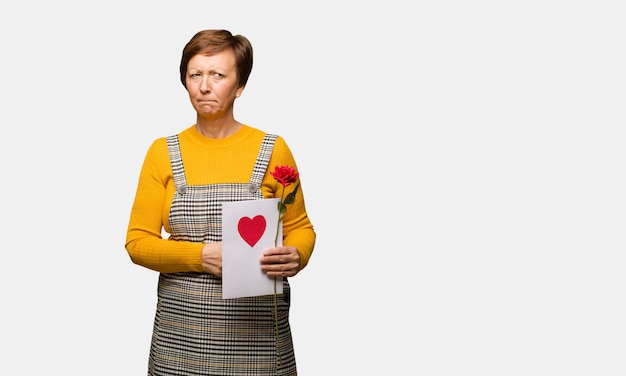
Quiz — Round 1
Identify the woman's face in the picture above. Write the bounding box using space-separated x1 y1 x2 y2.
185 49 243 118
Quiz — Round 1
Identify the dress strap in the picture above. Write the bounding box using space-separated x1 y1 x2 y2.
165 135 188 195
247 134 277 195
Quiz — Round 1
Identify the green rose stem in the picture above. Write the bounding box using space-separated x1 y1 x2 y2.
270 165 300 368
273 277 281 367
273 186 286 367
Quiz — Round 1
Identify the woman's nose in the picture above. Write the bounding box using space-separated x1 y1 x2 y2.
200 77 211 92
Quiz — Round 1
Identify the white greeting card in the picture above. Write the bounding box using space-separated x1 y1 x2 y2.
222 198 283 299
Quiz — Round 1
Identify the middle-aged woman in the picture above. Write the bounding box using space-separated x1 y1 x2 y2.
125 29 316 375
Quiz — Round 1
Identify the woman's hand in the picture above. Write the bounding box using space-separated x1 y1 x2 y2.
260 246 301 277
202 242 223 277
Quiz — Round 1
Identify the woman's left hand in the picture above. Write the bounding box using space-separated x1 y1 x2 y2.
260 246 301 277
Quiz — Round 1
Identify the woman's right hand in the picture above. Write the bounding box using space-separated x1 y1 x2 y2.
201 242 223 276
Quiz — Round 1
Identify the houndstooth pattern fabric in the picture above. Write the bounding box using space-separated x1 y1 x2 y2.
148 134 296 376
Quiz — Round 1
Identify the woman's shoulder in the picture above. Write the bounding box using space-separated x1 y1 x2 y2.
141 136 170 162
242 124 274 137
146 126 191 149
239 124 286 145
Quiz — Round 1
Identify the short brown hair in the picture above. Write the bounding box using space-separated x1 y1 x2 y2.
179 29 253 89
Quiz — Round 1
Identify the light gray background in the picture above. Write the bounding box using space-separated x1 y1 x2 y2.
1 1 624 375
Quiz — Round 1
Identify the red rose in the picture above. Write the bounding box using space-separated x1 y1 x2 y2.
270 165 299 187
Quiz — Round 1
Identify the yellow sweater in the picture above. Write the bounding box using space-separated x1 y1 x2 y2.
125 125 316 274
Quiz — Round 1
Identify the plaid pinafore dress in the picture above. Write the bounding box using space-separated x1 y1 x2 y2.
147 134 296 376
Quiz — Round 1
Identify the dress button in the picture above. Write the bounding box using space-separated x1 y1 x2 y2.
177 185 187 195
248 183 258 193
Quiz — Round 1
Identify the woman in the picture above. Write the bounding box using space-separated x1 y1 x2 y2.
125 29 316 375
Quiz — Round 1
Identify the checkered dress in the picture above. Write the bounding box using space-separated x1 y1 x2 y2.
147 134 296 376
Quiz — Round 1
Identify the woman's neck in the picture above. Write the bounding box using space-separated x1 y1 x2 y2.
195 118 242 139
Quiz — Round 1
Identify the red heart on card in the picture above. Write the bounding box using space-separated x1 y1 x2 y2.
237 215 267 247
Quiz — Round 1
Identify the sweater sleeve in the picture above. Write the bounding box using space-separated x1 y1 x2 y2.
124 138 205 273
262 137 316 270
